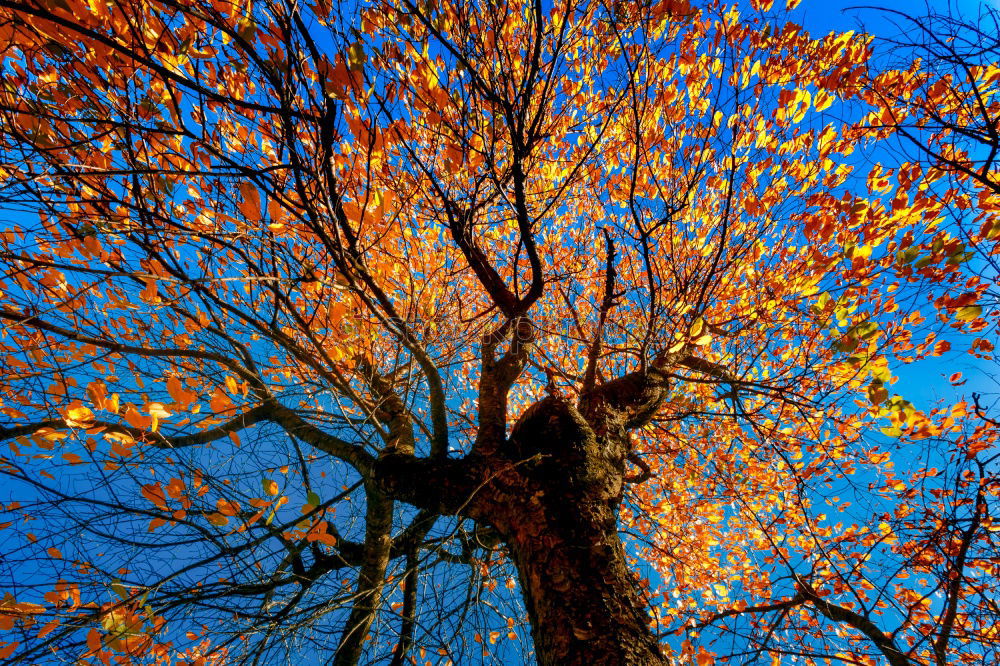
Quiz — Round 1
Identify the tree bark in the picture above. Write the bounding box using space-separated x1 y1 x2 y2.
333 484 393 666
377 397 668 666
376 396 670 665
498 489 666 665
486 397 667 665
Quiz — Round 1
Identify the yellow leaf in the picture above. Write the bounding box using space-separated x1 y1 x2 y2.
790 89 811 124
146 402 171 419
689 317 704 337
347 41 366 71
65 405 94 428
34 428 67 443
104 431 135 446
813 89 834 112
955 305 982 322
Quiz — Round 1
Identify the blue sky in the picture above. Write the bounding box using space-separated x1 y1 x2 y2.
795 0 998 412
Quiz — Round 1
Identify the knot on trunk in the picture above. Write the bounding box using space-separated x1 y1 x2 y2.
507 396 621 495
581 370 668 429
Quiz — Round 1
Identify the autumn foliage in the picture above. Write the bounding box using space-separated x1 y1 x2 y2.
0 0 997 664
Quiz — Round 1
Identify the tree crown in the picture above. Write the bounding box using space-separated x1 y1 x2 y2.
0 0 998 664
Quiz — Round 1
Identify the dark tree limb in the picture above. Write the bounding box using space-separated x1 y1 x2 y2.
388 544 420 666
582 228 617 394
795 576 911 666
623 452 652 484
332 483 394 666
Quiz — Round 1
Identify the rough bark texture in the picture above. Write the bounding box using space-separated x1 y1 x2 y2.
482 397 667 665
502 501 666 666
376 393 670 665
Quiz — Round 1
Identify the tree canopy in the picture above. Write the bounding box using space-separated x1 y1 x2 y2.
0 0 998 664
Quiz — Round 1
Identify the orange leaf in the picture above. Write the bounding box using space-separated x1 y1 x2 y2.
238 183 261 220
140 483 168 510
166 376 197 408
216 499 240 516
86 628 102 654
165 477 185 499
206 512 229 527
696 648 716 665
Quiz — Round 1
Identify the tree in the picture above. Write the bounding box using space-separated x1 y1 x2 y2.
0 0 997 663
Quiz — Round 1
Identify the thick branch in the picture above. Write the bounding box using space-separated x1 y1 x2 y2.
796 579 911 666
934 480 986 665
388 545 420 666
333 483 393 666
474 318 534 455
0 405 273 449
623 452 652 484
267 402 374 473
581 367 670 428
446 204 519 317
374 454 486 517
582 229 617 393
693 592 806 629
361 360 416 456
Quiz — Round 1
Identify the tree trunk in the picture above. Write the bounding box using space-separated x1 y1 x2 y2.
499 492 666 665
478 396 669 666
377 396 671 665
